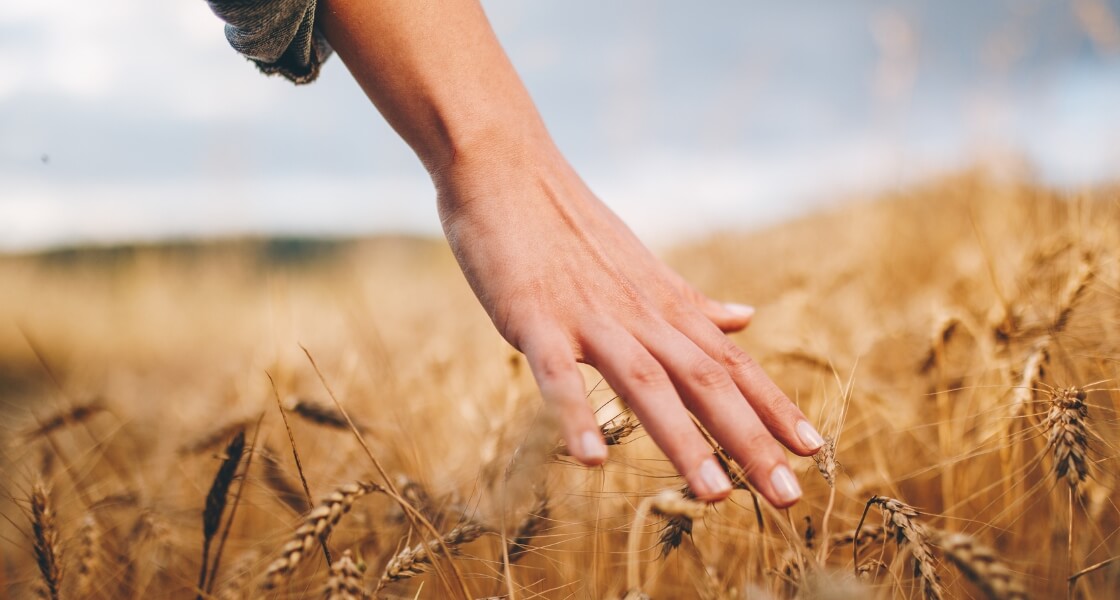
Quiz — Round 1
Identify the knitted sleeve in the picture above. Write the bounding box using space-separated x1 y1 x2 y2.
206 0 333 84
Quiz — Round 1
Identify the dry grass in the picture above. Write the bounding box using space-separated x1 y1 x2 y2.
1 172 1119 598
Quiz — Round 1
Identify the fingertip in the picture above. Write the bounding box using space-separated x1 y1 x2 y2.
710 302 754 333
688 457 733 501
766 464 803 507
723 303 755 321
793 420 826 456
573 429 608 466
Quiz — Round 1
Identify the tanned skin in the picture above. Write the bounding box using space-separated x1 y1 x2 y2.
317 0 823 505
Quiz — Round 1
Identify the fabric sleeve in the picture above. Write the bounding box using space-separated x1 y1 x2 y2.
206 0 333 84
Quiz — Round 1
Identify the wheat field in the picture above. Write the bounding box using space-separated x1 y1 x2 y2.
1 172 1118 599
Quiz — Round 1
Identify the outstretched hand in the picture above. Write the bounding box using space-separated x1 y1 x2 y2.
434 144 823 506
318 0 822 506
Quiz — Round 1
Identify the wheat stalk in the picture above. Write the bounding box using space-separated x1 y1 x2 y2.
74 512 101 597
178 417 252 455
214 549 260 600
553 416 640 456
1051 259 1093 334
378 522 487 589
282 396 367 432
601 416 640 446
197 430 247 598
812 435 838 488
21 399 106 441
269 373 330 566
856 496 942 600
920 314 961 373
1046 387 1091 488
857 558 887 581
508 493 549 563
260 447 311 515
1011 342 1049 419
934 532 1027 600
325 549 367 600
263 481 385 589
829 525 886 549
777 547 807 597
656 485 699 558
627 490 709 592
398 477 435 518
29 483 62 600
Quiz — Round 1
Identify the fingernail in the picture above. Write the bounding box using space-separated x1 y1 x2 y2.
696 457 733 497
580 431 607 463
796 420 826 451
724 303 756 318
770 465 802 504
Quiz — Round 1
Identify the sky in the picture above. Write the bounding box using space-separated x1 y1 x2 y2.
2 0 1119 250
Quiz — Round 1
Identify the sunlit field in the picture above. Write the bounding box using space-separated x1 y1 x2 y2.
2 172 1118 599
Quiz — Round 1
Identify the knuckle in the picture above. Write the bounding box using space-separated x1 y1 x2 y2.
735 433 780 473
719 343 757 374
755 386 794 417
627 357 668 388
688 357 730 390
535 354 574 382
744 429 776 452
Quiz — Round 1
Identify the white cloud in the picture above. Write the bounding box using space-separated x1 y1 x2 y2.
2 1 1119 251
0 175 440 250
0 0 282 117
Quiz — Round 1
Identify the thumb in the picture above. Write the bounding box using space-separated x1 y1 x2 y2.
700 299 755 333
679 282 755 332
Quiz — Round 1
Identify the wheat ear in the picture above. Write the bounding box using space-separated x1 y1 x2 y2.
325 549 368 600
553 416 640 456
178 417 252 455
260 447 312 515
935 532 1027 600
626 490 709 593
378 522 487 589
214 549 260 600
197 430 247 598
656 485 699 558
508 493 549 563
74 512 101 597
1046 386 1091 488
21 399 106 441
1052 259 1093 334
856 496 942 600
282 396 367 432
29 482 62 600
263 481 384 590
829 525 886 550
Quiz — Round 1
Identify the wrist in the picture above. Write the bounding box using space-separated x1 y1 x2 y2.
420 111 554 179
427 119 568 212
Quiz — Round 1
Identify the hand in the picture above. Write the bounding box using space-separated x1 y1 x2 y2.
434 141 824 506
316 0 823 506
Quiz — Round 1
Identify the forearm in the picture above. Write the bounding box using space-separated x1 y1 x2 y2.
316 0 552 175
315 0 815 506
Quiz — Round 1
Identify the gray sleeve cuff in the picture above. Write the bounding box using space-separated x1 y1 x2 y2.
207 0 333 84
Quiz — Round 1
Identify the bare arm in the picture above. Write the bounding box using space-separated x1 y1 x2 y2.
317 0 823 505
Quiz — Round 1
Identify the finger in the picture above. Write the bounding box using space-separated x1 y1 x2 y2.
521 327 607 466
583 328 733 501
660 268 754 333
663 306 824 457
638 325 802 507
690 293 755 333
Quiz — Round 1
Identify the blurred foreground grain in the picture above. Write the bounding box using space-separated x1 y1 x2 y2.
1 172 1118 599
